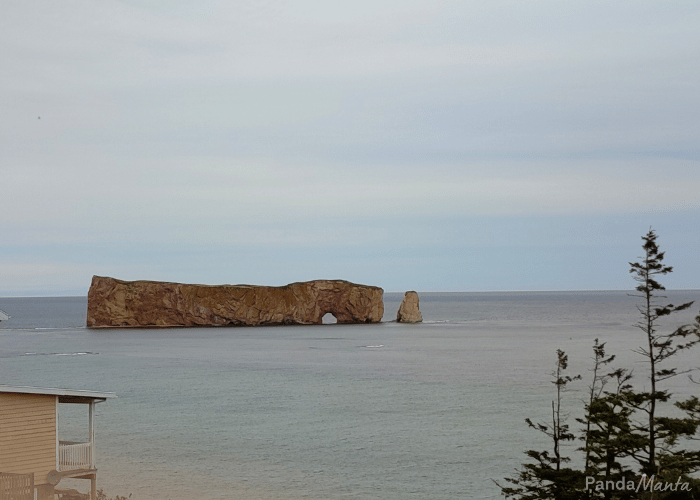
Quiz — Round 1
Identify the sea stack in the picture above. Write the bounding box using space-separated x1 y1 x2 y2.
396 291 422 323
87 276 384 328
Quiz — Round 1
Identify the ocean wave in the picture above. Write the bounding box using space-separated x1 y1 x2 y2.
21 352 97 356
0 327 86 332
34 327 86 330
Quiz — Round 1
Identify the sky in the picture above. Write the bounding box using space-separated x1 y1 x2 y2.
1 0 700 296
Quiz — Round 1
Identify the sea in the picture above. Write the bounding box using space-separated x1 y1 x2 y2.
1 291 699 500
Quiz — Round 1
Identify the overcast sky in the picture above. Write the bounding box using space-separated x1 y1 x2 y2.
1 0 699 296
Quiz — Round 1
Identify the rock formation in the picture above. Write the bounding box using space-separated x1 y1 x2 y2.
396 291 422 323
86 276 384 328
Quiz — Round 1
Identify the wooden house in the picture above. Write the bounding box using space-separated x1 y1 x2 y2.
0 385 116 500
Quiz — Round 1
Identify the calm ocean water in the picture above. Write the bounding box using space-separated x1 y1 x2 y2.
1 291 699 499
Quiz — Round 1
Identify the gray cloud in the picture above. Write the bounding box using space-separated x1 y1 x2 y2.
2 0 699 294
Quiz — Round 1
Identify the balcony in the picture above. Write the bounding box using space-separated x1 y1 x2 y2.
59 441 93 471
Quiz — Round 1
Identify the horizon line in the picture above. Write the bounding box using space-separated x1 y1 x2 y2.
2 288 700 299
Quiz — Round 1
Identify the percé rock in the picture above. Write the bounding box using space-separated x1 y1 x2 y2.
396 291 422 323
86 276 384 328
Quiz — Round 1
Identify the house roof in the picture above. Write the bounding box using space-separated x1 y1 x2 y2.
0 385 116 403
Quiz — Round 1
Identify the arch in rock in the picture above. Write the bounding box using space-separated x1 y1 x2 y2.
321 312 338 324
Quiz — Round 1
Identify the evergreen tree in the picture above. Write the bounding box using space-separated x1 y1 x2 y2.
626 228 700 477
496 350 584 499
579 339 616 475
580 366 639 500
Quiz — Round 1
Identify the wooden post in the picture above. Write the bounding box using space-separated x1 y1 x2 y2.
56 396 60 471
89 401 96 468
91 474 97 500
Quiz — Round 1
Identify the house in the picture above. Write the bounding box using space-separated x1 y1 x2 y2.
0 385 116 500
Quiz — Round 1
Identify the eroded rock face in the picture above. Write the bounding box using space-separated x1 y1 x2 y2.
86 276 384 328
396 291 423 323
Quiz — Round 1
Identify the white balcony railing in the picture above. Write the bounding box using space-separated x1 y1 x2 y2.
58 441 93 471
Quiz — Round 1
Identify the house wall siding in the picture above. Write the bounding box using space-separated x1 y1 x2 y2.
0 393 56 485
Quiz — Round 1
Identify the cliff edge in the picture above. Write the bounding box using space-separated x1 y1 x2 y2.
86 276 384 328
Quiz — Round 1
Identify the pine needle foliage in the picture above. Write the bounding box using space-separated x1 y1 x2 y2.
495 350 585 499
627 228 700 477
497 228 700 499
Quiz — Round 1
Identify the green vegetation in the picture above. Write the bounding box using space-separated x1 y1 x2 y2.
496 229 700 499
96 490 132 500
55 490 131 500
